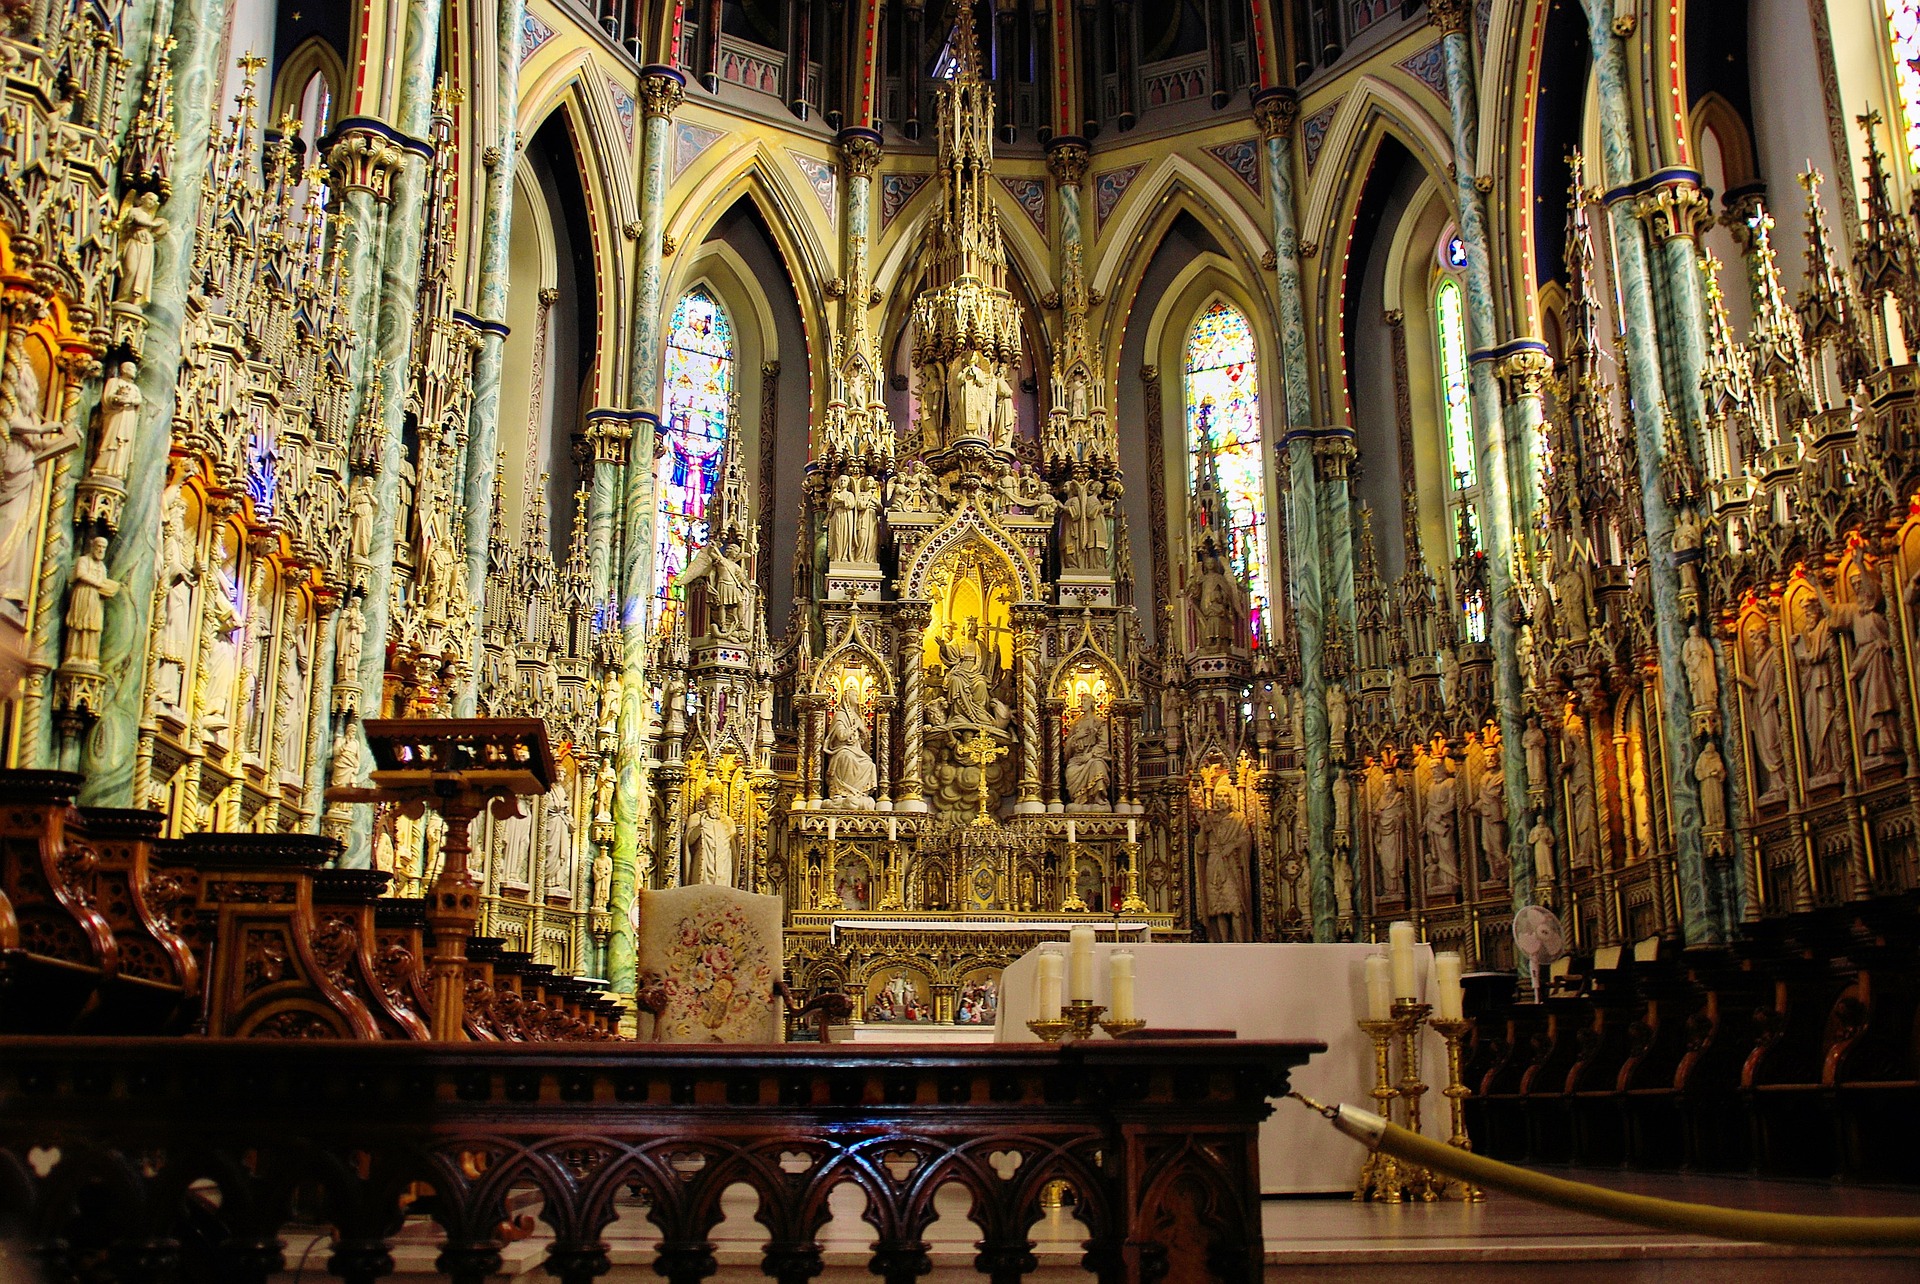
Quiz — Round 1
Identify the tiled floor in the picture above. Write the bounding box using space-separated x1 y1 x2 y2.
257 1170 1920 1282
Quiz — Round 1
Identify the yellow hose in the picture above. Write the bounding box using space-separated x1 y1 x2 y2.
1291 1095 1920 1249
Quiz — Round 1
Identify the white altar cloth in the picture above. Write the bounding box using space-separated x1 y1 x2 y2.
995 942 1450 1194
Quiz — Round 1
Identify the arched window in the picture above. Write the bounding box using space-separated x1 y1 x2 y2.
1433 267 1486 643
1183 300 1268 638
1887 1 1920 171
655 288 735 619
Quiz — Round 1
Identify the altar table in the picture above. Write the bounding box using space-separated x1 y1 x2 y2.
996 942 1451 1194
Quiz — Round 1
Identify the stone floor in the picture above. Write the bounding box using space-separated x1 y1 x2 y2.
249 1170 1920 1282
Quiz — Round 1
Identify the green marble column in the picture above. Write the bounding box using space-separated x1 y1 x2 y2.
1495 346 1553 913
1638 179 1714 437
611 67 685 998
344 0 447 868
1431 0 1532 918
457 0 527 718
77 0 232 805
1582 0 1718 944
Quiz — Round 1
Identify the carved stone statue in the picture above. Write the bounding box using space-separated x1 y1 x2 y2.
1523 716 1548 792
824 685 877 807
1672 508 1703 598
1695 739 1728 832
1334 849 1354 919
0 393 77 618
348 476 375 562
1552 553 1594 644
1476 763 1508 883
63 535 119 668
1196 788 1251 942
335 602 366 686
1835 569 1900 760
1389 667 1411 722
992 363 1016 448
852 475 881 563
328 726 360 789
1192 549 1241 649
684 783 737 887
199 572 241 733
543 786 575 891
887 459 941 513
827 474 858 563
1682 622 1718 712
1063 693 1111 806
955 354 994 440
90 364 141 481
273 627 309 777
1794 595 1845 779
1423 759 1459 895
1438 647 1461 707
936 621 994 726
1374 773 1407 899
917 370 945 442
593 848 614 908
156 486 197 668
114 191 170 304
1529 813 1555 881
1739 627 1787 794
1562 718 1599 869
1327 684 1349 753
684 538 750 639
1062 478 1110 572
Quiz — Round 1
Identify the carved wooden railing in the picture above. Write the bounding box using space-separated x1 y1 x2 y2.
0 1036 1321 1284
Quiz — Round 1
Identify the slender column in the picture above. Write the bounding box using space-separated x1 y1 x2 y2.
874 699 891 805
610 67 685 997
896 605 927 808
457 0 528 716
1316 436 1357 641
1015 611 1041 811
1253 90 1312 426
583 411 631 614
1581 0 1716 943
78 0 233 804
1429 0 1531 929
1635 179 1714 437
1495 347 1552 912
342 0 448 866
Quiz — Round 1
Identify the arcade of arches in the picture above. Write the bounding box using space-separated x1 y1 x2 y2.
4 0 1920 1147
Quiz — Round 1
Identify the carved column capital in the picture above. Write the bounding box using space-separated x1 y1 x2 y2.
1496 348 1554 400
838 129 882 179
1045 137 1090 186
637 67 687 121
326 126 406 203
1251 89 1298 140
1633 178 1713 245
1427 0 1471 36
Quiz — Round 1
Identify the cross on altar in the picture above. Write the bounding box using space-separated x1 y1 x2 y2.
955 730 1009 825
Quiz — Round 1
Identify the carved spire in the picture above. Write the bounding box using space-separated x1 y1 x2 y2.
1852 109 1920 364
1741 206 1813 449
1796 166 1867 402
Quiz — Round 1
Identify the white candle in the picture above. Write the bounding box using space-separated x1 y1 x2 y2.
1068 926 1095 1001
1388 920 1417 1001
1034 950 1064 1020
1363 953 1392 1021
1127 819 1136 843
888 816 897 841
1434 951 1464 1021
1108 950 1137 1022
1067 818 1076 845
828 816 837 842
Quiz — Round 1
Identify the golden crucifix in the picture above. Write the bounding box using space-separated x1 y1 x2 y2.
954 730 1008 825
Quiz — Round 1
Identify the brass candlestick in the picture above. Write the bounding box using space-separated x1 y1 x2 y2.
817 835 845 910
1026 1016 1071 1042
1392 999 1444 1202
1429 1017 1484 1202
1097 1017 1146 1037
1059 839 1089 912
1119 840 1148 914
1063 997 1106 1039
1353 1018 1403 1202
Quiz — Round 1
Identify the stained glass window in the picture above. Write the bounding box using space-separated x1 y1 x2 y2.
655 288 734 620
1434 278 1475 488
1888 1 1920 171
1184 300 1268 639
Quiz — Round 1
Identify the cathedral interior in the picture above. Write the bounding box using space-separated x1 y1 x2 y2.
4 0 1920 1275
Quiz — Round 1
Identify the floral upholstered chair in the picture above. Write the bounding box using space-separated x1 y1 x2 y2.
635 885 785 1042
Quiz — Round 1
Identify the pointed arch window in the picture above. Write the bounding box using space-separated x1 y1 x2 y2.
655 288 735 619
1184 300 1268 639
1433 272 1487 643
1887 1 1920 171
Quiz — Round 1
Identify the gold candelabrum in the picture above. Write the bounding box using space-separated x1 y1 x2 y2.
1355 1001 1476 1202
1027 997 1104 1043
817 832 845 911
1119 840 1148 914
877 839 906 911
1059 839 1089 912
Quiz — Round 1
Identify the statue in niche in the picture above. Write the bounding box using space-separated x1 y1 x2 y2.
62 535 119 668
1477 762 1509 883
824 685 878 807
1523 716 1548 792
917 369 945 443
595 763 615 823
1738 625 1787 795
497 797 534 885
113 191 169 304
0 390 77 619
273 627 309 777
335 601 366 687
1195 787 1251 942
1063 693 1111 806
1562 718 1598 869
1528 812 1555 882
1672 508 1703 598
827 474 858 562
1682 622 1718 712
598 672 621 740
1830 569 1901 760
1191 548 1242 649
328 726 360 790
1374 773 1408 900
1327 684 1349 753
1552 550 1594 645
1423 759 1459 895
955 354 995 440
1390 667 1411 722
1061 478 1110 572
593 847 613 909
684 783 737 886
89 364 141 481
1438 647 1461 708
1334 848 1354 919
936 620 994 727
543 786 575 892
199 570 241 734
348 475 375 562
155 485 197 667
852 475 882 563
684 538 751 639
1793 595 1846 780
992 362 1016 448
1695 739 1728 832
